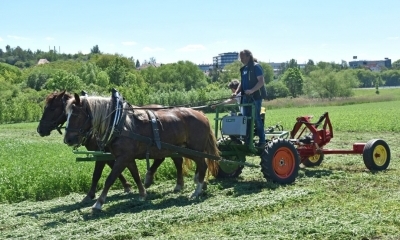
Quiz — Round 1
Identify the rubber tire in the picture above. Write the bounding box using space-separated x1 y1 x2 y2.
260 139 300 184
363 139 391 171
216 155 245 178
302 153 324 167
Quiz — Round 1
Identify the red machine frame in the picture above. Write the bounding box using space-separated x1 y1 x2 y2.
290 112 365 160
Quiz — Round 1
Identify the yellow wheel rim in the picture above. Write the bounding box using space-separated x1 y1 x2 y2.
308 154 320 163
373 145 387 166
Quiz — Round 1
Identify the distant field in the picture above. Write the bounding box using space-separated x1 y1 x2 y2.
261 87 400 110
353 86 400 97
208 100 400 133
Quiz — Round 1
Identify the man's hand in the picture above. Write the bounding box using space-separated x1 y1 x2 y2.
244 89 253 95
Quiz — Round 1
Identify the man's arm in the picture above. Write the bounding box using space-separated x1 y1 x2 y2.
233 82 242 96
245 75 264 95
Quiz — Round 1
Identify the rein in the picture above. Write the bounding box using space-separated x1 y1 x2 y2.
124 95 239 111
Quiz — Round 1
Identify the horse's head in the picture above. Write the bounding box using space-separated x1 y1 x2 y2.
64 93 92 147
37 90 72 137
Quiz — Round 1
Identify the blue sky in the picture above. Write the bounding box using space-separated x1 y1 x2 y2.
1 0 399 65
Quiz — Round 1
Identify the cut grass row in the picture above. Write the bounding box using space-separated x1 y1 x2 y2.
0 131 399 239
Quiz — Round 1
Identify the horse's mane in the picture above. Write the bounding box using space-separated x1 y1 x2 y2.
66 96 113 138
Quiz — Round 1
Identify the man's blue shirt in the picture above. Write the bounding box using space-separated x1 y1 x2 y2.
241 64 263 91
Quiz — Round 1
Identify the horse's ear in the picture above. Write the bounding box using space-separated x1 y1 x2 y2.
55 90 66 100
60 90 66 97
74 93 81 105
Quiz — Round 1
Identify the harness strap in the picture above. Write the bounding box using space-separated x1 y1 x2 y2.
146 110 161 149
114 130 220 160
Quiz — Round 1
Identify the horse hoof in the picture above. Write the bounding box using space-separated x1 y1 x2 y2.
138 195 147 201
144 182 152 188
92 201 102 210
202 182 208 191
173 185 183 192
124 186 132 193
189 191 201 199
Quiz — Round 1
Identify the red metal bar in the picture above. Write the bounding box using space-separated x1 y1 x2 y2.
290 113 366 159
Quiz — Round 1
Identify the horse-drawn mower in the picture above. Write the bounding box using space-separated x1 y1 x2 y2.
214 103 391 184
71 94 391 185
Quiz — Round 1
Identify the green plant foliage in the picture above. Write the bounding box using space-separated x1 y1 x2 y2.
304 68 358 99
265 80 290 100
44 70 84 92
281 67 304 98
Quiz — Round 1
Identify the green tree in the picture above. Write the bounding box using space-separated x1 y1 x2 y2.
281 67 304 98
392 59 400 70
135 59 140 68
92 54 134 70
90 45 101 54
96 71 110 88
381 70 400 86
218 60 242 84
45 70 83 92
26 70 52 91
143 61 207 92
304 68 358 99
106 57 127 86
258 62 274 85
0 62 22 84
265 80 290 100
355 69 377 88
304 59 317 76
76 62 100 85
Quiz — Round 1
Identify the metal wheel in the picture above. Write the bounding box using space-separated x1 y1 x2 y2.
302 153 324 167
363 139 390 171
216 155 245 178
260 139 300 184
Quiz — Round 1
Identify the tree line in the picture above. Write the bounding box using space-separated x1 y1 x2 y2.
1 45 400 124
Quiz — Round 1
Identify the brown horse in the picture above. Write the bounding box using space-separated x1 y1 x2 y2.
64 94 219 210
37 91 190 202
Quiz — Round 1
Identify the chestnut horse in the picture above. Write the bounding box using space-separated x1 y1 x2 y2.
64 94 219 210
37 91 190 202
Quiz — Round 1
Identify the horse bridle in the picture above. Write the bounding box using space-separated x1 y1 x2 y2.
39 97 67 134
65 104 93 148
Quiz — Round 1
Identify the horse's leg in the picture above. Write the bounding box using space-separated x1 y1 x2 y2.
81 161 106 202
144 158 164 188
92 158 128 210
126 160 147 200
106 160 132 193
190 157 208 198
172 157 184 192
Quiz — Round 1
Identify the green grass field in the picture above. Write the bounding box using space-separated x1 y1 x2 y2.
0 91 399 239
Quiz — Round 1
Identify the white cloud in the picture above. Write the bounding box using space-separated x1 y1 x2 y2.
142 47 165 52
177 44 206 52
7 35 29 40
122 41 137 46
0 37 2 41
45 37 55 41
387 36 399 40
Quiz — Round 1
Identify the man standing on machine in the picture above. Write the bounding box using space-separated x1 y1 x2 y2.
233 49 267 147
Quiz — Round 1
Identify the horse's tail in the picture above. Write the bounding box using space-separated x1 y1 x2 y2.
182 157 193 176
205 126 220 177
